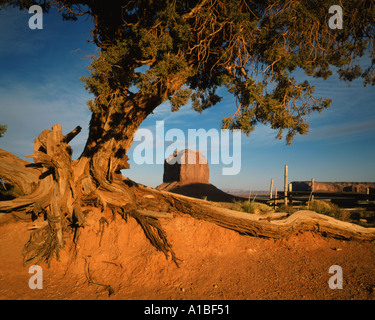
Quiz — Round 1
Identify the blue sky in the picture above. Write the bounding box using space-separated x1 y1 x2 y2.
0 7 374 191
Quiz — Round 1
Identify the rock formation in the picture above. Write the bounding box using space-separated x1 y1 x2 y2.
162 149 209 184
291 181 375 193
157 149 236 202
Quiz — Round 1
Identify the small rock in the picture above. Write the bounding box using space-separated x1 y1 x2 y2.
331 247 342 251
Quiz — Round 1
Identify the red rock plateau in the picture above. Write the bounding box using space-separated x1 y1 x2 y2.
291 181 375 193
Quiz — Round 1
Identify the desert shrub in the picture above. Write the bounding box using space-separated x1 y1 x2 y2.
276 205 298 214
230 199 271 214
308 200 332 215
240 200 256 213
308 200 343 219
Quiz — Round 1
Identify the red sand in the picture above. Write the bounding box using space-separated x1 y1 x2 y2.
1 209 374 300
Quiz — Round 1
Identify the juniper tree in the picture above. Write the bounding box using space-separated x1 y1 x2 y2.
0 0 374 264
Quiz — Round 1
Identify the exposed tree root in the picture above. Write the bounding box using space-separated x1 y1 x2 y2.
142 187 375 242
23 225 65 265
1 124 375 267
0 149 40 195
130 209 180 266
85 258 115 297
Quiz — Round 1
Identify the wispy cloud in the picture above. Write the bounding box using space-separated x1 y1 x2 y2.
298 119 375 143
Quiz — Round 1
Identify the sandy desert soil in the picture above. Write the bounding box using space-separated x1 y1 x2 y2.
0 208 375 300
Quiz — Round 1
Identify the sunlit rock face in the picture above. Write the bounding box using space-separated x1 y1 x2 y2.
163 149 209 185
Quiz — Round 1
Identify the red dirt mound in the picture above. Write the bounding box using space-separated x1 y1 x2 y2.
0 208 375 300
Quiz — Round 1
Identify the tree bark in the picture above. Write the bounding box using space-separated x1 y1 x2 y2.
0 149 40 195
80 91 162 184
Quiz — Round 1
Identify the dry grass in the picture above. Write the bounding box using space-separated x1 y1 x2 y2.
306 200 345 220
276 205 299 215
216 199 273 214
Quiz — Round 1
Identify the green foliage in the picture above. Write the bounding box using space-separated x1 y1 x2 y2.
231 199 271 214
78 0 374 144
276 205 299 215
240 200 257 214
307 200 343 219
0 124 6 138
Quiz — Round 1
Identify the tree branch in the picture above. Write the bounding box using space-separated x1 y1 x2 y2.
63 125 82 144
0 149 40 195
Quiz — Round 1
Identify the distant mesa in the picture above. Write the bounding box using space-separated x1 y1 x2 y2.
157 149 236 202
163 149 209 185
291 181 375 193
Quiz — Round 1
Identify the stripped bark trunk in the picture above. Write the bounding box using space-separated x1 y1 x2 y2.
0 149 40 195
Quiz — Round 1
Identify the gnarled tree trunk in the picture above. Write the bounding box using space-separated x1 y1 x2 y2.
1 98 375 265
0 89 175 264
0 149 40 195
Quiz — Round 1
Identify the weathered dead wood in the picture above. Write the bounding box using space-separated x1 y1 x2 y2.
154 188 375 241
194 206 375 241
0 149 40 195
0 124 178 264
63 126 82 144
137 209 173 219
1 124 88 261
